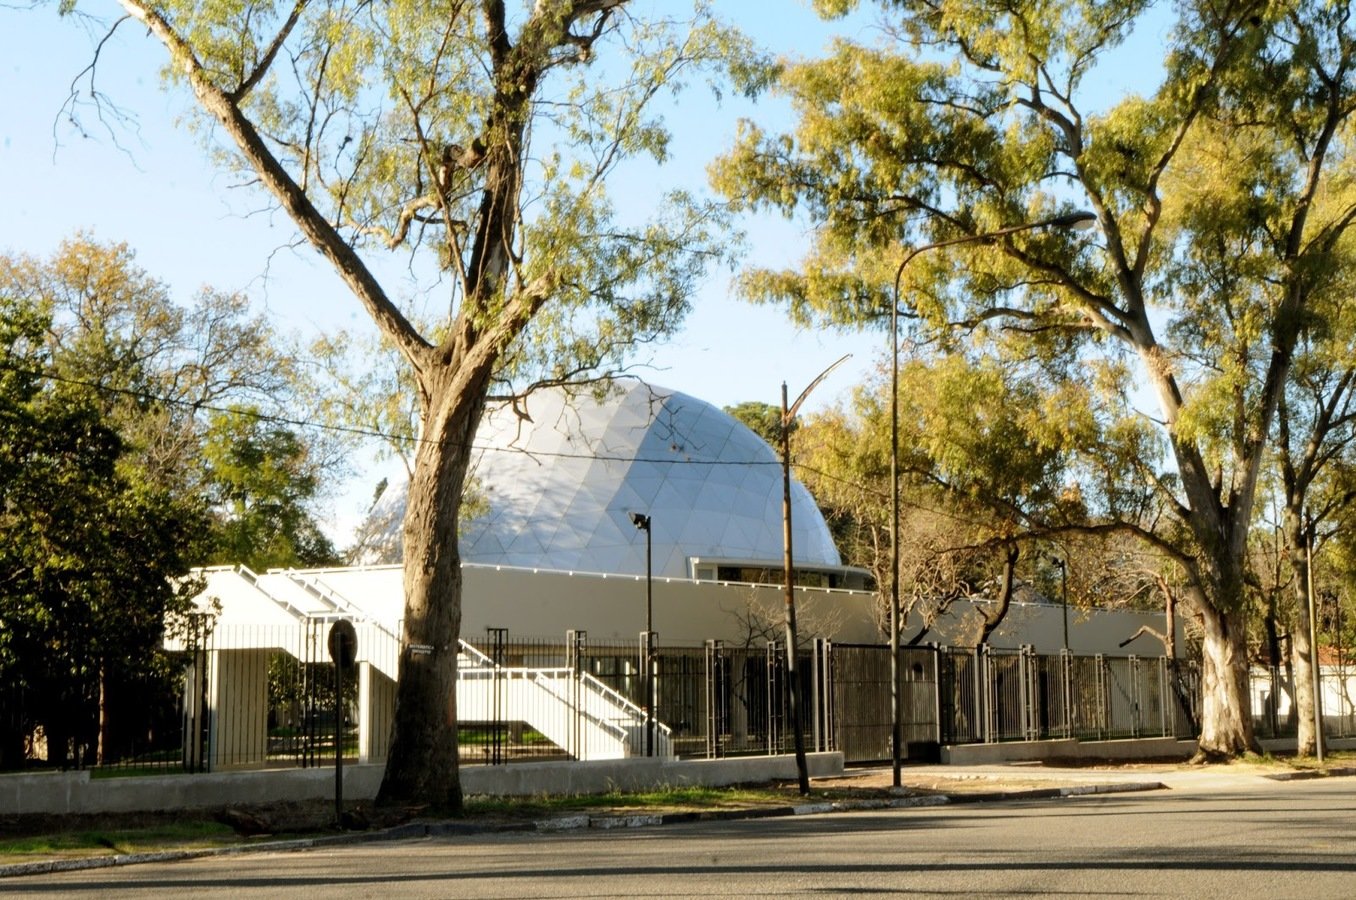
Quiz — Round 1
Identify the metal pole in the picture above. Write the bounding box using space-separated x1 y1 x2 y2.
628 512 654 757
1060 559 1069 651
890 275 902 787
334 658 344 823
1308 517 1324 763
778 356 851 795
781 381 810 794
646 523 654 758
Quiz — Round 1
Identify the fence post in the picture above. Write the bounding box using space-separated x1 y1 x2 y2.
972 646 985 744
810 638 823 753
1060 649 1072 740
704 639 724 759
982 646 998 744
766 641 780 755
1158 656 1169 738
824 640 836 753
1094 653 1107 740
488 627 507 765
1019 645 1034 741
567 629 586 760
1129 655 1141 738
931 643 943 747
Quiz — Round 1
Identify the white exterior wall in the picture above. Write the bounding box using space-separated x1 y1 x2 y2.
208 649 269 770
193 564 1182 655
357 662 395 764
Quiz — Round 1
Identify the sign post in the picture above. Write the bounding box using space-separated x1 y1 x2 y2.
327 620 358 826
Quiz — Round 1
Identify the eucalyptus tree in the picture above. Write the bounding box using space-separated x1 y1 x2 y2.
714 0 1356 758
65 0 756 806
1270 236 1356 753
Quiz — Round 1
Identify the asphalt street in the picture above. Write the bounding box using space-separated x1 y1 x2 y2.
5 772 1355 898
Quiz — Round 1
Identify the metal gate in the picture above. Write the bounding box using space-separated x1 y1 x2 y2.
819 642 941 763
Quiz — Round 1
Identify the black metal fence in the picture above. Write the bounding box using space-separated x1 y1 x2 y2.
13 622 1327 775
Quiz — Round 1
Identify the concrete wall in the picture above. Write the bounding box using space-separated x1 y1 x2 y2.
0 753 845 817
358 663 395 764
942 738 1198 765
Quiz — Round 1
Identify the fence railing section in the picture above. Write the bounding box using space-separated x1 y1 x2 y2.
16 622 1353 775
935 647 1196 747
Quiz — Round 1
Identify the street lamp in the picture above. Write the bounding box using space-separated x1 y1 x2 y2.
782 354 851 795
629 511 654 757
888 210 1096 787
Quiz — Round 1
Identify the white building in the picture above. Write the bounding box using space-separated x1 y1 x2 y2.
182 382 1179 768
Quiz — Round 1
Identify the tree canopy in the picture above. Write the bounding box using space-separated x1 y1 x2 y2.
0 235 336 768
75 0 764 806
714 0 1356 758
0 284 205 768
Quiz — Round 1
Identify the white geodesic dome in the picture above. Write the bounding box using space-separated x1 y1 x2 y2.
356 382 842 579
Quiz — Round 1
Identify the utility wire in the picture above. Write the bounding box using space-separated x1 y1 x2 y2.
0 358 787 469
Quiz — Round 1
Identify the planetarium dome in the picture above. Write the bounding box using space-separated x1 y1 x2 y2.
358 381 845 581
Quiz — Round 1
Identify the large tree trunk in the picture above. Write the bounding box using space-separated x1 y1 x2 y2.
1193 597 1256 760
375 372 489 811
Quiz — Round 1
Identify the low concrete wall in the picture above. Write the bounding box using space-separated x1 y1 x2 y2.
0 753 844 817
1259 736 1356 754
941 738 1197 765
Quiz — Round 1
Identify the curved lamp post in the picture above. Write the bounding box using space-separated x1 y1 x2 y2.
888 210 1096 786
782 353 851 794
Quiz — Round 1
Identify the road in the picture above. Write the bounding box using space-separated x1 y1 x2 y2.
7 777 1355 898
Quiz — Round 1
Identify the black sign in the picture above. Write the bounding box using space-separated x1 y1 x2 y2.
328 619 358 670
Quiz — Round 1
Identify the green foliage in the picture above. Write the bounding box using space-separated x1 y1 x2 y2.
0 236 337 767
0 289 207 768
201 408 339 571
724 400 785 446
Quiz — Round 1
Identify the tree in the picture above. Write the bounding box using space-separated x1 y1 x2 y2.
798 350 1154 645
714 0 1356 760
0 290 206 768
1 236 339 767
69 0 757 807
1268 235 1356 753
0 235 307 497
725 400 786 447
200 407 340 571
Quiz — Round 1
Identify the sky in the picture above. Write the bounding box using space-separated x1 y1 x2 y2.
0 2 1168 541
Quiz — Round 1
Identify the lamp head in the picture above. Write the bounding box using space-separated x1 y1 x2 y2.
629 511 651 531
1051 210 1097 231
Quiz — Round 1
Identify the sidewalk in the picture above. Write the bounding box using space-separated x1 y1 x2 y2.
5 760 1354 880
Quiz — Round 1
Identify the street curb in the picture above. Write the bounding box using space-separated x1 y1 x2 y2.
1264 766 1356 782
0 780 1167 879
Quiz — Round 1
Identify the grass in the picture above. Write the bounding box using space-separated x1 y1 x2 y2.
1235 749 1355 770
0 821 237 862
463 784 793 818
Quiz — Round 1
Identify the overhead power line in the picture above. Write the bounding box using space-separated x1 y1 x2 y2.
0 358 786 469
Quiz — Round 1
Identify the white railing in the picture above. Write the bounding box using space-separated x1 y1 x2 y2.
457 641 672 759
